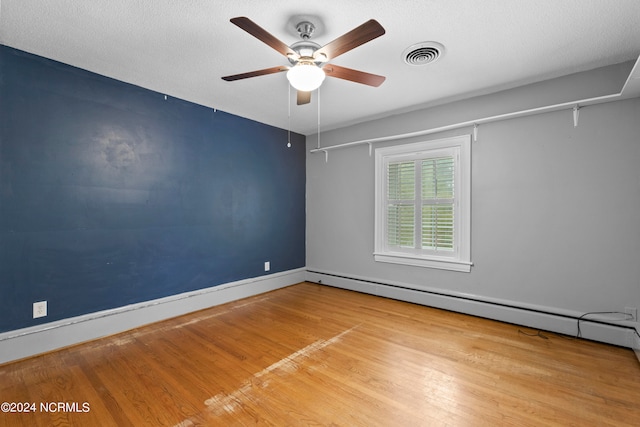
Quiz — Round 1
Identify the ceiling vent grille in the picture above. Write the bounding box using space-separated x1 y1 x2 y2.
403 42 445 66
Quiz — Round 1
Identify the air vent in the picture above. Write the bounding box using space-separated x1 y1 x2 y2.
403 42 445 66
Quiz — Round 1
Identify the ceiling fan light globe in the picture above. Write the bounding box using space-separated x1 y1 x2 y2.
286 64 325 91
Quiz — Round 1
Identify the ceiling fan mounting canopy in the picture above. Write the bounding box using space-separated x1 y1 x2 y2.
295 21 316 40
221 16 386 105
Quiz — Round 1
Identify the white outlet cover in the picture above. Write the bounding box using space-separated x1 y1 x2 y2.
33 301 47 319
264 261 270 271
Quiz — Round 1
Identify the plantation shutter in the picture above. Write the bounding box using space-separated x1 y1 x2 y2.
421 157 455 251
386 161 415 248
385 155 456 252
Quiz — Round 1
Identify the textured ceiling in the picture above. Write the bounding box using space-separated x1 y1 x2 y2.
1 0 639 135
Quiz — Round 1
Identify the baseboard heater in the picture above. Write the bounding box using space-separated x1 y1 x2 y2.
305 269 639 355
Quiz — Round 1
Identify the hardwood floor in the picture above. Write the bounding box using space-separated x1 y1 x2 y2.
1 282 639 426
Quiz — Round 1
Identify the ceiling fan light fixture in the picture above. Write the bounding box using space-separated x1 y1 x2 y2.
286 63 326 91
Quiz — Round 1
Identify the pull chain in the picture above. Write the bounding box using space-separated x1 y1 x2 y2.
287 84 292 148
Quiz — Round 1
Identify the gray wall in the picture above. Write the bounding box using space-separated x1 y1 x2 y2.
306 61 640 324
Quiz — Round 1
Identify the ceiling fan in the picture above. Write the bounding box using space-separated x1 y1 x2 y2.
222 17 386 105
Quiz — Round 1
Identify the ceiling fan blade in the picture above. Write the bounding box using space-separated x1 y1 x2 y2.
324 64 386 87
315 19 385 61
297 91 311 105
230 17 296 57
222 66 288 81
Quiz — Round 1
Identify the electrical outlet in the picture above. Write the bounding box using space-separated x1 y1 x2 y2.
33 301 47 319
264 261 270 272
625 307 637 322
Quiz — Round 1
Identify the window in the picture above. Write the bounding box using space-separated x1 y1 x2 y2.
374 135 471 272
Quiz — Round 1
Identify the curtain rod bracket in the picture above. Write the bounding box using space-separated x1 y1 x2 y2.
473 124 479 142
322 149 328 163
573 105 580 127
368 142 373 156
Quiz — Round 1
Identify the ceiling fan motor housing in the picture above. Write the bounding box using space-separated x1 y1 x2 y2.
288 40 322 65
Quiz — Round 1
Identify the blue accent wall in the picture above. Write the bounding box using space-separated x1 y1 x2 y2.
0 45 306 333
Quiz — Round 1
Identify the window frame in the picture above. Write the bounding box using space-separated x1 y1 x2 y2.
374 135 472 272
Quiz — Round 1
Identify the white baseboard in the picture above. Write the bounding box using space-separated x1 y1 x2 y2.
632 329 640 364
306 269 637 349
0 268 306 365
3 268 635 366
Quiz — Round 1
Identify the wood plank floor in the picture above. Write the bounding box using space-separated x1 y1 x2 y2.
1 282 639 426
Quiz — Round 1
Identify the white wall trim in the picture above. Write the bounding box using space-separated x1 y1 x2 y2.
0 268 306 365
632 329 640 364
305 269 637 349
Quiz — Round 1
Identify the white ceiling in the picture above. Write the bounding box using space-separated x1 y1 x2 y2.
1 0 639 135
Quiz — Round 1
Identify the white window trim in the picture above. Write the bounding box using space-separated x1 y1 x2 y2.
374 135 472 272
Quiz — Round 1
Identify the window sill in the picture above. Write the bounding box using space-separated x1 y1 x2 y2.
374 252 472 272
